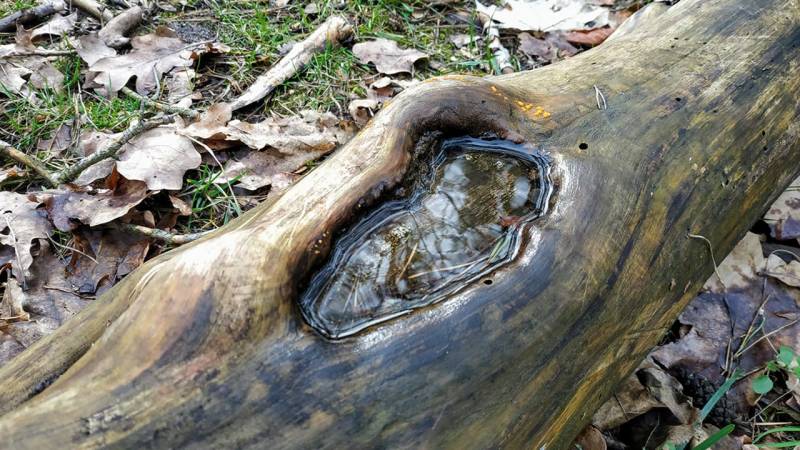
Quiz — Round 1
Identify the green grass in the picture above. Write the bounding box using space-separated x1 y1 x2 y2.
172 0 488 113
0 0 37 17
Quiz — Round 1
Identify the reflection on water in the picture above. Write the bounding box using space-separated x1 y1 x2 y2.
300 137 552 338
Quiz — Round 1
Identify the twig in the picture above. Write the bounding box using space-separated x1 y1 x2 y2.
120 223 211 245
71 0 114 22
0 0 65 32
55 115 174 184
229 15 353 111
0 140 59 187
0 49 74 58
687 232 724 288
594 85 607 110
121 86 199 118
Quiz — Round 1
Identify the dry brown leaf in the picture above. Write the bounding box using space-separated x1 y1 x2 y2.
0 244 91 361
88 27 196 94
764 176 800 240
765 253 800 288
0 27 63 96
0 64 31 97
564 26 614 46
0 166 23 184
42 178 148 231
72 130 119 186
72 33 116 66
116 126 201 190
518 32 553 59
571 426 606 450
476 0 610 32
36 123 72 157
30 12 77 41
0 191 52 280
352 38 428 75
348 98 379 126
165 67 197 108
66 228 150 295
182 109 351 152
705 231 764 292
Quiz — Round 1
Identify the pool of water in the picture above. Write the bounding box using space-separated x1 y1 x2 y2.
300 137 552 338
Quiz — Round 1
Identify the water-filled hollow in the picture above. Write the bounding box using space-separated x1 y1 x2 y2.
300 137 553 338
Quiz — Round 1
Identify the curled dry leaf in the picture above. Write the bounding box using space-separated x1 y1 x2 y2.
87 27 196 94
72 33 116 66
764 253 800 288
352 38 428 75
705 231 764 292
116 126 201 191
764 176 800 240
0 27 64 98
36 123 72 157
66 228 150 295
564 26 614 46
165 67 197 108
0 166 23 184
213 112 355 191
0 191 52 280
41 178 148 231
30 11 77 41
348 98 379 126
476 0 610 32
0 244 91 363
71 127 201 190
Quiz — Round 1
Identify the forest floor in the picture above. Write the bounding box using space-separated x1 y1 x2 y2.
0 0 798 448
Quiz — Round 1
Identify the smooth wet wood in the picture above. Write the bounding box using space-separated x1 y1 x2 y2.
1 0 799 447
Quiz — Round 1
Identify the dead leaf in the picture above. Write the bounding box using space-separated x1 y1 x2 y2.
30 12 77 41
518 32 553 59
88 27 196 95
182 109 351 154
66 228 150 295
116 126 201 190
36 123 72 157
545 32 580 57
0 191 52 280
476 0 610 32
571 426 606 450
564 26 614 46
764 176 800 240
349 98 379 126
42 178 149 231
352 38 428 75
214 147 311 191
705 231 765 292
165 67 197 108
0 166 23 184
449 33 481 48
72 33 117 66
765 253 800 288
0 244 91 357
72 130 119 186
168 194 192 216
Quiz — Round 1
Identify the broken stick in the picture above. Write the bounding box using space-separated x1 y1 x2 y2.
228 15 353 111
0 0 65 32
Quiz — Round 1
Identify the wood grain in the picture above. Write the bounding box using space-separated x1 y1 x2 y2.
0 0 798 447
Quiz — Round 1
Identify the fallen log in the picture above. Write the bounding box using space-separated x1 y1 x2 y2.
0 0 799 448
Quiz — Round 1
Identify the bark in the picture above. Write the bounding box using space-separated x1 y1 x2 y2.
0 0 65 32
0 0 799 448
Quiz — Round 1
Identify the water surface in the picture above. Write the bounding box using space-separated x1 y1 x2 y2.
301 137 552 338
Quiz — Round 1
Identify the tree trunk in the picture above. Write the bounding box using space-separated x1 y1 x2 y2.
1 0 799 448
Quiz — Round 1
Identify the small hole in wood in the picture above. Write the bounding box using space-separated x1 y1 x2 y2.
712 109 718 113
483 279 493 285
579 143 588 150
761 130 766 136
675 97 682 102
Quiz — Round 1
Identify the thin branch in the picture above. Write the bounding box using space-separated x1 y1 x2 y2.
71 0 114 22
229 15 353 111
120 223 211 245
0 140 58 187
55 115 175 184
0 49 74 58
121 86 199 119
0 0 65 32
